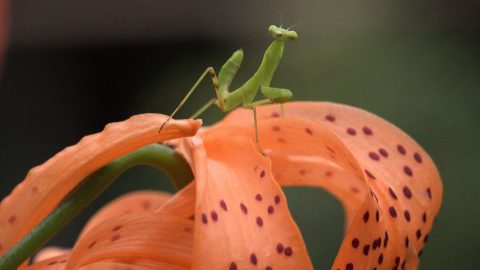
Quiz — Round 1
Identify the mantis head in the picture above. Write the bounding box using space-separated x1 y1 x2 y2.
268 25 298 41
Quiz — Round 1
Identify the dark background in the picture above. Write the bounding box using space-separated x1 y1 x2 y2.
1 0 479 269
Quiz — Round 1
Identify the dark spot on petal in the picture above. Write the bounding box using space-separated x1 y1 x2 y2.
422 212 427 223
111 234 121 242
388 187 398 200
211 211 218 221
112 225 122 232
405 236 410 248
379 148 389 157
305 128 313 135
352 238 360 248
272 125 281 132
404 210 411 222
142 200 151 210
229 262 237 270
403 186 412 199
365 170 376 179
403 166 413 177
250 253 258 265
256 216 263 227
88 241 96 249
8 216 16 224
363 211 370 223
414 152 423 163
376 210 380 222
220 199 228 211
274 195 281 205
370 190 379 202
271 112 280 118
378 254 384 264
369 152 380 161
325 114 336 122
240 203 248 215
260 170 266 178
268 205 274 214
384 231 389 248
416 229 422 240
389 207 397 218
284 247 293 256
255 194 263 201
363 245 370 255
363 126 373 135
397 144 406 155
276 243 284 253
346 263 354 270
201 213 208 224
424 234 429 243
346 127 357 135
426 188 432 199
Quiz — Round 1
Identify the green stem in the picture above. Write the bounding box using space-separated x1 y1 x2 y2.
0 143 193 270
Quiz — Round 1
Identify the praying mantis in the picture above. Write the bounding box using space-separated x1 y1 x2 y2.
160 25 298 153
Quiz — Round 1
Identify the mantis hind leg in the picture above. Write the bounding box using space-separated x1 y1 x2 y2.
159 67 223 132
243 98 277 156
252 107 266 156
243 87 294 154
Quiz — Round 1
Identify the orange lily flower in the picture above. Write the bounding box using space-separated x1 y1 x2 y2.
0 102 442 270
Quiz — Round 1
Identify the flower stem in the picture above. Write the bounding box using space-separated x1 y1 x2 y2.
0 143 193 270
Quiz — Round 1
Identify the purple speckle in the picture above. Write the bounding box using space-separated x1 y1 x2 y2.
363 126 373 135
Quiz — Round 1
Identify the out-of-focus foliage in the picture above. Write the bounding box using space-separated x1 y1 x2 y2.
0 0 478 269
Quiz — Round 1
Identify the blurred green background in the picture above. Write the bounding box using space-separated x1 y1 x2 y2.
0 0 479 269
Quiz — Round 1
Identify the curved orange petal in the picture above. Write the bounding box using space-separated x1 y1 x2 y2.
0 115 201 255
190 136 313 269
203 102 442 269
156 182 196 218
30 187 196 270
269 153 367 228
67 213 193 269
79 191 172 238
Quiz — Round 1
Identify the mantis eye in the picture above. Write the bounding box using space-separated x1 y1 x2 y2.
275 32 283 38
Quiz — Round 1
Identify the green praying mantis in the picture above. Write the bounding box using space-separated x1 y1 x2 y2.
160 25 298 153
